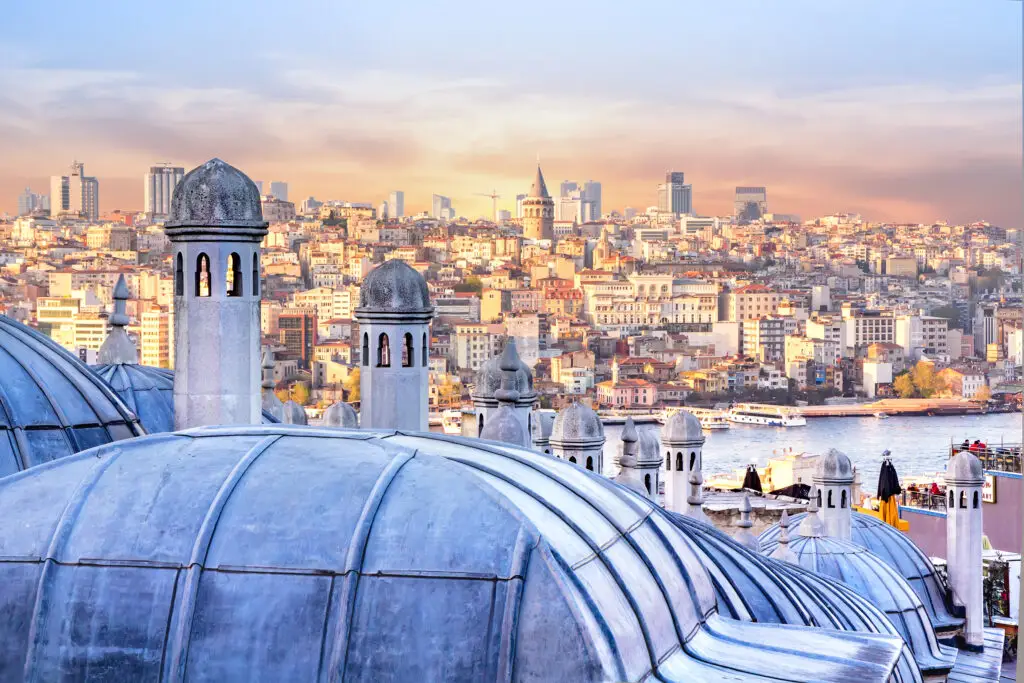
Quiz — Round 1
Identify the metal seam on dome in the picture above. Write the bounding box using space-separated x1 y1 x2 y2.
328 447 415 681
494 525 534 683
446 454 677 673
22 445 125 681
0 339 80 452
162 434 282 683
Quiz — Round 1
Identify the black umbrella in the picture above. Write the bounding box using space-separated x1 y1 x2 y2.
877 452 902 503
741 464 763 493
770 483 811 500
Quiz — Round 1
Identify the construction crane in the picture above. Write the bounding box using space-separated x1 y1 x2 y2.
474 189 502 223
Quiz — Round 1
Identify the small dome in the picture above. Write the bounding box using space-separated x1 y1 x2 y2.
946 450 983 484
758 510 964 637
93 363 281 433
661 410 704 444
356 260 432 314
281 400 307 425
530 410 555 443
472 353 535 402
637 428 662 466
0 315 143 474
479 406 528 447
550 402 603 445
322 401 358 428
815 448 854 483
165 158 266 229
760 534 957 678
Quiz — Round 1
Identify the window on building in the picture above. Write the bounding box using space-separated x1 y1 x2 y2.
827 489 834 508
195 253 211 297
973 491 979 509
378 333 391 367
644 474 651 493
586 456 593 471
569 456 576 464
362 333 369 366
840 490 847 508
675 452 683 471
227 252 243 297
689 452 696 471
959 491 967 508
402 332 414 367
665 452 671 470
422 333 428 366
175 253 184 296
252 253 260 296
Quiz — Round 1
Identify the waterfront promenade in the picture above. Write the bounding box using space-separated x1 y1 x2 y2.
801 398 992 417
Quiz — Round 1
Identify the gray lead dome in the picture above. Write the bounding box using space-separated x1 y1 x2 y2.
550 401 603 444
165 158 266 229
0 315 143 474
357 259 433 314
0 426 903 682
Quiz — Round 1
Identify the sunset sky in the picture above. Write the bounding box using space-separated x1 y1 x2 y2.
1 1 1021 225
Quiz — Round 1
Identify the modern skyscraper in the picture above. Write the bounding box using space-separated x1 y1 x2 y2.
515 193 527 219
582 180 602 220
657 171 692 216
144 165 185 217
17 188 48 215
557 180 602 222
559 181 579 197
389 190 405 219
431 194 454 220
734 186 768 221
51 162 99 221
522 165 554 240
269 181 288 202
50 175 69 216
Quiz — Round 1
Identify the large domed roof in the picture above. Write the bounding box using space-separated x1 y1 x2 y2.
165 158 266 229
0 427 903 682
550 401 604 445
760 532 956 678
759 510 964 637
92 363 281 433
0 315 142 474
356 260 433 315
669 513 922 683
661 410 703 443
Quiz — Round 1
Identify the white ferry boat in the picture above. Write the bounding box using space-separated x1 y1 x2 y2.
726 403 806 427
441 409 463 435
700 414 731 430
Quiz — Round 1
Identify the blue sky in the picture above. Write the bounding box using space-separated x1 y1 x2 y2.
1 1 1021 223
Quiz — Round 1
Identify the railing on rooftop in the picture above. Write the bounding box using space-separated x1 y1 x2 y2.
900 490 947 512
951 443 1022 475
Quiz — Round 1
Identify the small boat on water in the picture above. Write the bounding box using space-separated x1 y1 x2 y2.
441 409 463 435
725 403 806 427
875 412 890 419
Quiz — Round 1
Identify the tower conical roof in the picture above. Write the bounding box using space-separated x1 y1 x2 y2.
529 165 550 199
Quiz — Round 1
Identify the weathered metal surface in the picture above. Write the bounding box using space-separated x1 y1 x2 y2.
0 426 904 682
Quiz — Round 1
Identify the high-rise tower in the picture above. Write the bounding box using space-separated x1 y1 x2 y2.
165 158 268 429
522 165 554 241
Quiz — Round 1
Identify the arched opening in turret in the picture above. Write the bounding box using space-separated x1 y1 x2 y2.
252 253 260 296
226 252 243 297
665 451 671 470
569 456 577 464
689 452 696 471
377 333 391 367
948 490 954 507
362 333 369 366
544 448 550 455
422 333 428 366
973 491 979 508
840 490 847 508
675 452 682 470
478 414 484 436
644 474 651 493
402 333 414 367
959 491 967 508
175 253 184 296
827 489 834 508
585 456 593 471
195 253 211 297
817 488 822 508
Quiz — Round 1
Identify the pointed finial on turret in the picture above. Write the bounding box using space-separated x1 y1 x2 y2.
735 493 761 552
494 338 521 406
687 470 708 523
770 510 798 563
98 274 138 364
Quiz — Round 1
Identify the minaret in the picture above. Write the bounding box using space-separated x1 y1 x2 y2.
354 259 434 430
770 510 797 563
261 349 284 421
550 401 605 472
635 428 664 502
165 158 267 429
522 165 553 241
735 494 761 552
814 448 854 541
472 338 536 439
97 274 138 364
479 341 530 447
661 409 704 514
613 418 649 497
945 449 985 650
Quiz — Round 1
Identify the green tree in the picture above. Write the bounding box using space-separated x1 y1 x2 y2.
291 382 311 406
893 373 916 399
453 276 483 294
343 368 360 402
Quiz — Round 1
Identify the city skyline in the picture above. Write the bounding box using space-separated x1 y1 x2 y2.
0 1 1021 224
